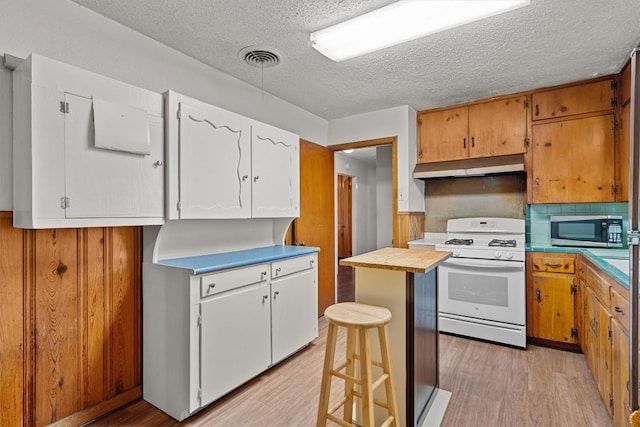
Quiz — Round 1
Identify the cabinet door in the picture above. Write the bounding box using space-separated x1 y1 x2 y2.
64 93 164 219
611 319 630 427
529 273 576 343
532 79 615 120
617 102 630 202
468 96 527 158
200 283 271 406
532 114 615 203
595 301 613 416
417 106 468 163
251 121 300 218
178 102 251 218
271 269 318 363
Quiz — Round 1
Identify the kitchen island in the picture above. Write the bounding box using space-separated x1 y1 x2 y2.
339 247 451 427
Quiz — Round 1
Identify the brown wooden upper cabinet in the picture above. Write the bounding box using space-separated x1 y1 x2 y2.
531 114 616 203
417 95 527 163
531 79 616 121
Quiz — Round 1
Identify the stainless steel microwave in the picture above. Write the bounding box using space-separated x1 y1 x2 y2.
550 215 624 248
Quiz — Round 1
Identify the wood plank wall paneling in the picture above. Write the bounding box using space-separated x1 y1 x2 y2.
0 212 142 426
0 215 25 426
397 212 425 248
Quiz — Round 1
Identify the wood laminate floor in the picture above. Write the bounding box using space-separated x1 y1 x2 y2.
90 318 612 427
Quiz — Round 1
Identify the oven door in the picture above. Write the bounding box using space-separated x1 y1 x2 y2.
438 257 525 325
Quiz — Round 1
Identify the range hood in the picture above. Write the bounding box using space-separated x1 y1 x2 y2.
413 154 525 179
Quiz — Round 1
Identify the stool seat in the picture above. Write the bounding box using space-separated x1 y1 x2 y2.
324 302 392 328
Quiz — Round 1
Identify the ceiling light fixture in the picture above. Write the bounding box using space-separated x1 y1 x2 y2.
343 149 355 154
310 0 530 62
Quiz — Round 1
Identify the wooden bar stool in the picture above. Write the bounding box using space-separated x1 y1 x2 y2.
316 302 399 427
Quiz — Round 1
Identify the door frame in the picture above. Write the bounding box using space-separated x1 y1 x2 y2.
329 136 399 248
337 173 353 258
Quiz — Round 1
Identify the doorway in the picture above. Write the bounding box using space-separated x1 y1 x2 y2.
331 137 398 303
337 174 353 259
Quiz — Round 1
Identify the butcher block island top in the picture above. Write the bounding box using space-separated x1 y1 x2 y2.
339 247 451 273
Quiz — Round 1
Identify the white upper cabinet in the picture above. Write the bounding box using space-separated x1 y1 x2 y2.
251 121 300 218
12 54 164 228
165 91 299 220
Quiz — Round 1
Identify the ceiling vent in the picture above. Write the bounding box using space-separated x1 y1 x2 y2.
239 46 281 68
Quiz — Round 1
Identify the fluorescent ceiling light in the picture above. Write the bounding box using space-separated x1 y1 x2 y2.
310 0 530 62
343 149 355 154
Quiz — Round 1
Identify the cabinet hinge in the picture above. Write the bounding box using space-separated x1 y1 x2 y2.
613 120 619 130
571 328 578 339
524 99 529 109
197 314 202 328
611 80 618 91
570 283 577 294
611 98 618 108
609 393 614 412
177 108 181 120
60 196 70 209
608 326 612 341
59 101 69 113
524 137 530 148
177 201 181 211
197 388 202 402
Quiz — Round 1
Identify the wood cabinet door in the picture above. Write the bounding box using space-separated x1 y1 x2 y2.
529 273 576 343
611 319 630 427
417 106 468 163
532 114 616 203
468 96 527 158
532 79 615 120
251 122 300 217
595 300 613 416
200 283 271 406
584 287 598 377
271 269 318 363
178 102 252 219
617 102 630 202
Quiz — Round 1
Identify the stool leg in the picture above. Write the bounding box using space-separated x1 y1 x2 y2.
378 324 399 426
359 326 375 427
343 326 356 424
317 322 338 427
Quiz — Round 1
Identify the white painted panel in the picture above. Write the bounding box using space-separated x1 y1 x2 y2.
271 267 318 363
178 102 251 219
64 93 164 218
0 65 12 210
200 283 271 405
200 263 269 298
376 145 393 248
251 121 300 218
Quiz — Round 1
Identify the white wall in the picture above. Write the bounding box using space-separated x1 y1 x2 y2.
334 153 377 255
328 105 424 213
376 146 393 248
0 0 328 142
0 66 12 210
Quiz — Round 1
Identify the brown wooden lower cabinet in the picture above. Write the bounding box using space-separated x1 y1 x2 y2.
0 212 141 426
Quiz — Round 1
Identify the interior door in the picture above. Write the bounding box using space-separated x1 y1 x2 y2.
291 139 335 316
337 174 352 258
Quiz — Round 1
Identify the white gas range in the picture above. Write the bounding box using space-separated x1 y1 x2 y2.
435 217 526 348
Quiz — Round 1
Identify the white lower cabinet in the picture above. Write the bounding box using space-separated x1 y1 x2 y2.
143 252 318 421
200 283 271 405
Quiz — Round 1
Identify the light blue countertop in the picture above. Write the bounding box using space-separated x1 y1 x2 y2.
157 245 320 275
526 243 630 289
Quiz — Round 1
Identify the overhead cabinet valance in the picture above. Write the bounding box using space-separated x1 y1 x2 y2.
12 54 164 228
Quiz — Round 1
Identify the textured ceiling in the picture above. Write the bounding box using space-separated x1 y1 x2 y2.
71 0 640 120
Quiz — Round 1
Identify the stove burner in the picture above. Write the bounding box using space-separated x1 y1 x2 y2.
445 238 474 246
488 239 517 248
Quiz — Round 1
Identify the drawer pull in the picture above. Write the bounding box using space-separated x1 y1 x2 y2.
262 295 269 302
208 283 216 290
261 271 267 280
543 262 563 269
310 260 315 267
614 306 625 315
273 291 280 299
275 267 282 275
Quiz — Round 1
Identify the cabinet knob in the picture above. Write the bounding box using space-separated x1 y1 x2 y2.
262 295 269 302
153 160 164 167
273 291 280 298
310 259 315 266
261 271 267 279
253 176 260 182
242 175 249 181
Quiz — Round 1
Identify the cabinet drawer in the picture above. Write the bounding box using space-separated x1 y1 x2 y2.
611 288 629 334
530 255 575 274
272 254 316 279
200 263 269 298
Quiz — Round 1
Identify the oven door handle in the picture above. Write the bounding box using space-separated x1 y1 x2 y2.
442 258 525 271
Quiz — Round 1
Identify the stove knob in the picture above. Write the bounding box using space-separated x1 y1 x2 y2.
495 251 503 259
505 252 514 260
452 250 461 257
